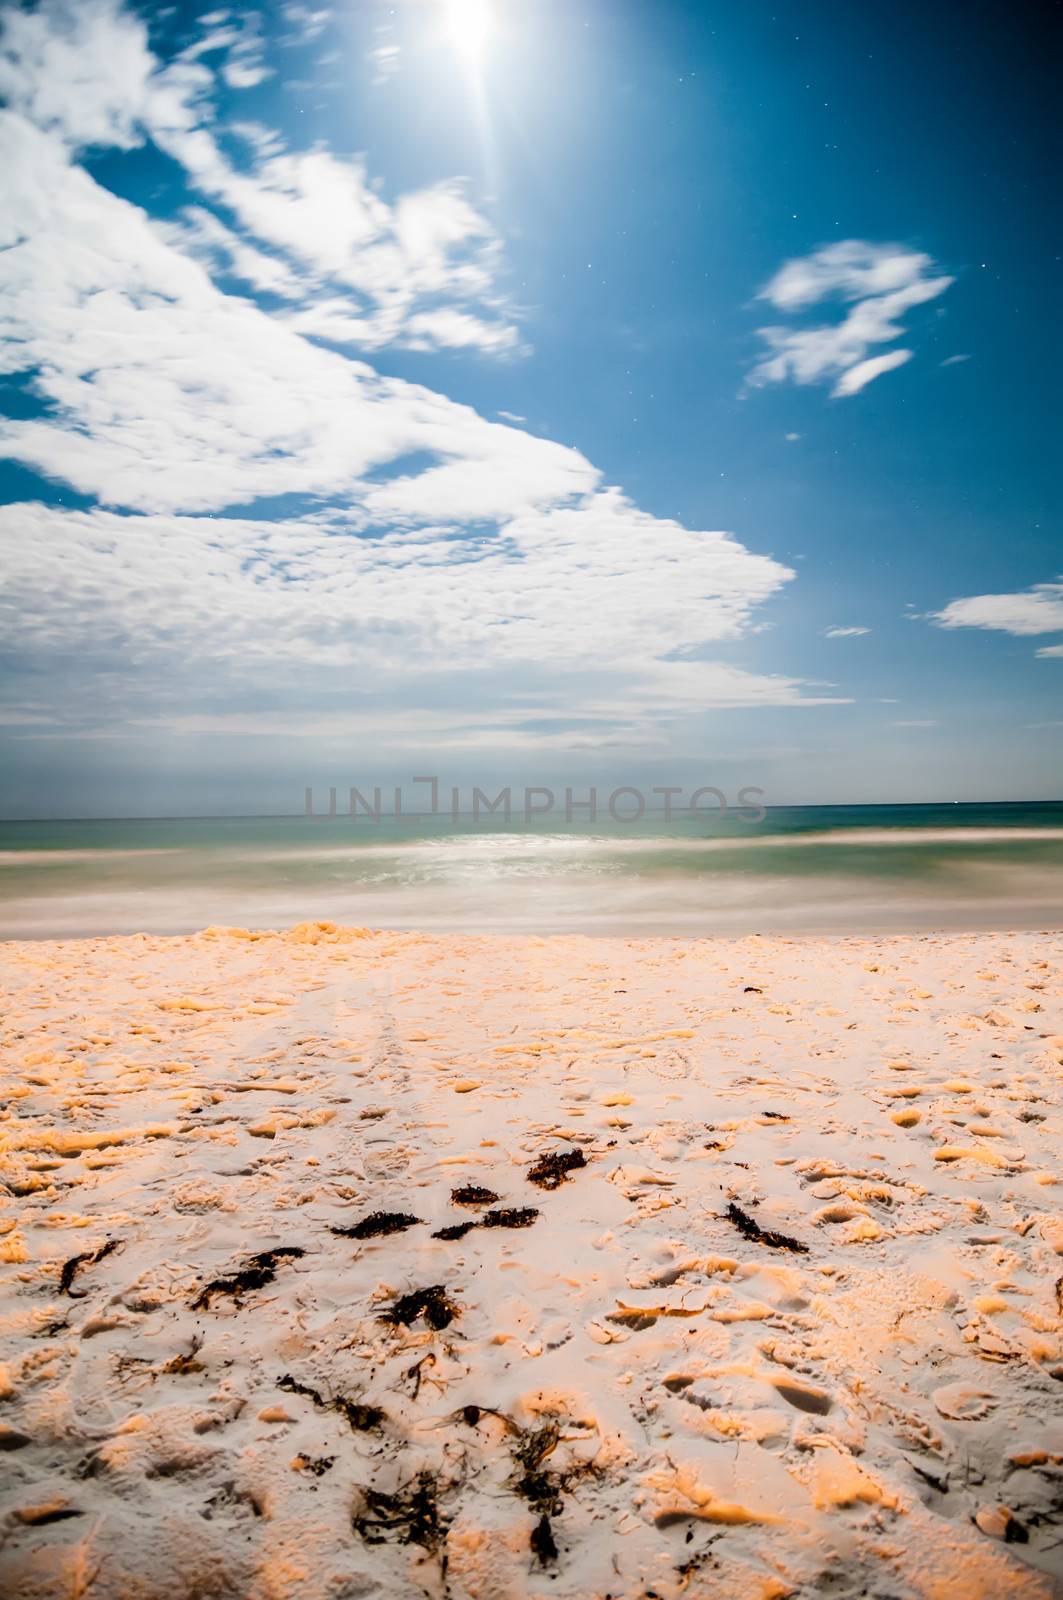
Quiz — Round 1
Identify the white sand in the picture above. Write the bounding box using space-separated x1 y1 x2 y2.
1 923 1061 1599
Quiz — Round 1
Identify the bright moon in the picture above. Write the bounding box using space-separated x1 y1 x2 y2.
445 0 492 62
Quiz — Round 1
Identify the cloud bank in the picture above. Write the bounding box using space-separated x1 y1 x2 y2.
0 0 840 757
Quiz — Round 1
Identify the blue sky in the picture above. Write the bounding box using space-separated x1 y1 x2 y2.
0 0 1059 815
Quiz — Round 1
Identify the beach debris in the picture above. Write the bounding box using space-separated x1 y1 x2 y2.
526 1148 587 1190
507 1417 599 1568
457 1403 521 1435
530 1512 559 1565
743 986 763 993
380 1284 460 1330
451 1184 500 1206
277 1373 386 1432
58 1237 122 1297
162 1335 204 1375
292 1453 334 1476
191 1246 305 1309
512 1422 563 1563
353 1471 446 1555
405 1353 437 1398
434 1206 540 1239
725 1202 808 1253
910 1461 949 1494
480 1207 539 1229
330 1211 421 1240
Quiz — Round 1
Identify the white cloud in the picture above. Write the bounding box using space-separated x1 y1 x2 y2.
176 11 273 90
932 582 1063 637
0 113 577 515
831 349 911 397
369 43 401 85
160 205 305 298
823 626 870 638
0 496 792 671
0 0 839 753
0 0 519 357
747 240 952 398
940 353 971 367
280 5 332 46
0 498 840 747
1036 644 1063 659
0 0 157 149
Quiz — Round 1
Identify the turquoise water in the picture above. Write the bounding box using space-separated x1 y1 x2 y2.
1 802 1061 937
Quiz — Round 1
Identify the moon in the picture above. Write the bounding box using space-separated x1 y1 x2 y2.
445 0 492 64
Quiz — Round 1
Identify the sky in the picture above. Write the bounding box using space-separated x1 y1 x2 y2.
0 0 1059 817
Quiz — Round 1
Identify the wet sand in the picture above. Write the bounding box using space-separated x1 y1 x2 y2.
1 923 1061 1598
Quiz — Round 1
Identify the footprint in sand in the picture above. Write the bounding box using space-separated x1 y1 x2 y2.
770 1378 833 1415
932 1383 999 1421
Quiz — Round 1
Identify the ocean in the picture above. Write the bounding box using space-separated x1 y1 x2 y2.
1 801 1061 938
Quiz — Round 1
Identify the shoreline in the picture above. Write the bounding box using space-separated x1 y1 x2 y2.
2 894 1062 943
1 923 1061 1597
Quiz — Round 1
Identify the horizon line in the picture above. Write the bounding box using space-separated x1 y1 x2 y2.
1 798 1062 825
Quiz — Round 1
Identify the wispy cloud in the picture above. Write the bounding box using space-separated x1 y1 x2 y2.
178 9 273 91
280 4 332 47
746 240 953 398
823 625 870 639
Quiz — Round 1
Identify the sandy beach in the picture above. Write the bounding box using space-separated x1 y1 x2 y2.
1 923 1061 1599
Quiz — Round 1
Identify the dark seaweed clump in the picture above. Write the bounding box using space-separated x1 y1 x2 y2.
330 1211 421 1240
353 1471 445 1555
191 1246 305 1309
725 1202 808 1253
380 1284 459 1330
530 1513 559 1564
480 1207 539 1229
277 1373 386 1432
59 1238 122 1297
434 1208 540 1239
459 1408 595 1569
451 1184 500 1206
526 1148 586 1190
512 1424 564 1566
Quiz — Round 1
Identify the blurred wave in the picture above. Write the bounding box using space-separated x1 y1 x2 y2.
1 804 1060 937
